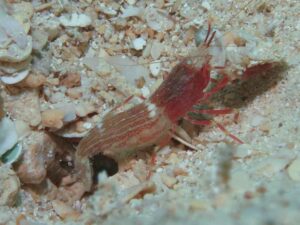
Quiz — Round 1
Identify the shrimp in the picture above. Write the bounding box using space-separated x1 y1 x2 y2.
76 26 217 160
74 25 240 190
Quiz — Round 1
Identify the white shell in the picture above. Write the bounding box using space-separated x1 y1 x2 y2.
0 69 29 84
0 117 18 157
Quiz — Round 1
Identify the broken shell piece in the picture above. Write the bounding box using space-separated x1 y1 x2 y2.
0 166 20 206
59 13 92 27
0 12 32 62
0 143 22 164
0 69 29 84
0 117 18 157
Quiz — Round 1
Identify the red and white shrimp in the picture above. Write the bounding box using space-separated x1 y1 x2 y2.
76 25 237 163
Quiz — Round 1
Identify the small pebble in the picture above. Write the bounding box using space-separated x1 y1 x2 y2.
132 37 146 50
41 109 64 129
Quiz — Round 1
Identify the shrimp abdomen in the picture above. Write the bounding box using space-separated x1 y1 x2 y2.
77 101 172 160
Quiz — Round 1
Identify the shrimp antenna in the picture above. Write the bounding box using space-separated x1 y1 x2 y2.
203 22 212 44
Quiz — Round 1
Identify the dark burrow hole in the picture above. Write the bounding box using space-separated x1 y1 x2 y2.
91 154 119 183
